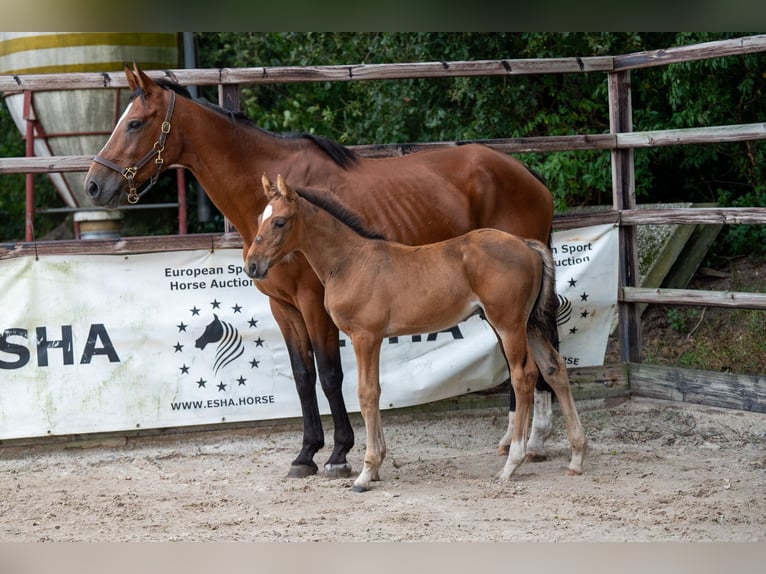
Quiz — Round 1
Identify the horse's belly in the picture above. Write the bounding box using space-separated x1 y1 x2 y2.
384 296 480 337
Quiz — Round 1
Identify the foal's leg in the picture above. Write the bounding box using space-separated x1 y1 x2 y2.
499 303 558 458
529 332 587 475
496 332 539 480
350 333 386 492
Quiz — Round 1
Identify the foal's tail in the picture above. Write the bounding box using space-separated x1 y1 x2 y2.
525 239 557 338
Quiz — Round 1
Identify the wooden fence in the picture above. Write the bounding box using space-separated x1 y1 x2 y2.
2 34 766 415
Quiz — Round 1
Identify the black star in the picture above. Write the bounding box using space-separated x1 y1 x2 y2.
580 292 589 302
248 317 258 328
177 322 188 332
210 299 221 309
217 381 227 392
173 342 183 352
180 364 190 374
568 277 577 287
250 358 260 368
232 303 242 313
196 378 207 388
254 337 265 347
569 326 578 335
237 376 247 386
580 310 589 318
190 306 200 316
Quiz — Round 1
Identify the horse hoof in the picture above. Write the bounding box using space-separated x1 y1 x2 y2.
351 484 370 493
287 463 318 478
566 468 583 476
324 463 353 479
497 445 510 456
526 452 547 462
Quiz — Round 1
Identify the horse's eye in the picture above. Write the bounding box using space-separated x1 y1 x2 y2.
126 119 142 131
273 219 286 229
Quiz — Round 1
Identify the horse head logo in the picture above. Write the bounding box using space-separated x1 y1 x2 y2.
195 314 245 375
556 294 572 326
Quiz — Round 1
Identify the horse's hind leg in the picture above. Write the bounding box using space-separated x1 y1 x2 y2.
529 331 587 475
527 277 563 459
526 388 553 461
497 387 553 459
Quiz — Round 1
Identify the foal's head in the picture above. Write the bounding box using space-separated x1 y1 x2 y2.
245 174 301 280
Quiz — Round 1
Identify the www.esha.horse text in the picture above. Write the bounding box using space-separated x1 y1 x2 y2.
164 265 253 291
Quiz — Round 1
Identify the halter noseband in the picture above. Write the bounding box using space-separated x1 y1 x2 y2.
93 90 176 204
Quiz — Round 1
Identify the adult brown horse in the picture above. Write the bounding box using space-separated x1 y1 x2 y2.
245 175 585 491
84 65 559 479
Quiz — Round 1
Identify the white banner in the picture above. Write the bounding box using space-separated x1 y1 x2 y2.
0 224 617 439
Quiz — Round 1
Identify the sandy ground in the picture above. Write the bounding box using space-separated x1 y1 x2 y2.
1 397 764 542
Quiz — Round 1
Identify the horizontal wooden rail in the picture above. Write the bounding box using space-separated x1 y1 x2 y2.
0 57 615 93
621 287 766 310
554 207 766 230
3 122 766 175
614 34 766 71
2 34 765 94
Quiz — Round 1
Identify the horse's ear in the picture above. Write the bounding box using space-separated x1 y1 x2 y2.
124 65 138 92
261 174 278 200
276 174 298 201
133 63 156 93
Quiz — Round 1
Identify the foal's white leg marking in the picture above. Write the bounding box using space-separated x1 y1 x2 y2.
497 411 514 455
500 440 526 481
98 102 134 154
527 389 553 458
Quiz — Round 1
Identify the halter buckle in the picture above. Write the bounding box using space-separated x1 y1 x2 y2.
122 166 138 179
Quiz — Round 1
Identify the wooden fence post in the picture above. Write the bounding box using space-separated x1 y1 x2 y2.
609 70 642 363
218 83 241 234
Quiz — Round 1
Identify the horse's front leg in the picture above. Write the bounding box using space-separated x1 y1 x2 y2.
268 298 324 478
350 333 385 492
302 303 354 478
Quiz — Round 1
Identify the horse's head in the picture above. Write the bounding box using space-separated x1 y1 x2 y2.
84 64 179 208
195 314 223 350
245 174 301 280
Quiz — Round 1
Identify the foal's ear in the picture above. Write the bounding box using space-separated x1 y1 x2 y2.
276 174 298 201
261 174 278 200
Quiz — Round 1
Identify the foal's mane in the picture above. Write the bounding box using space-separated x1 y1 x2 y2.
141 79 359 170
292 186 387 241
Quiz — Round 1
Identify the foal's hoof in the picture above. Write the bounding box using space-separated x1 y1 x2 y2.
526 451 548 462
324 463 353 479
351 484 370 493
497 445 510 456
287 462 318 478
566 468 583 476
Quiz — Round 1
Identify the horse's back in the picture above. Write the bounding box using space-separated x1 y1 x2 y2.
348 144 553 244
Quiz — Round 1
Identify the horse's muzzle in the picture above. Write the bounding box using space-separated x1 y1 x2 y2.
245 260 268 280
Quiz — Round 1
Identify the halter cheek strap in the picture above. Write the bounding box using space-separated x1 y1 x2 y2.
93 90 176 204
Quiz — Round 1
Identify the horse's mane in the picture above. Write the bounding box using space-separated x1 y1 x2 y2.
145 79 359 170
293 186 387 241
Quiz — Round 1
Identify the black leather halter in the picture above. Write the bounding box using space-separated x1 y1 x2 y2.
93 90 176 204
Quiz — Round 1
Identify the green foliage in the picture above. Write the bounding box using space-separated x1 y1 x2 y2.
0 101 62 241
3 32 764 255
